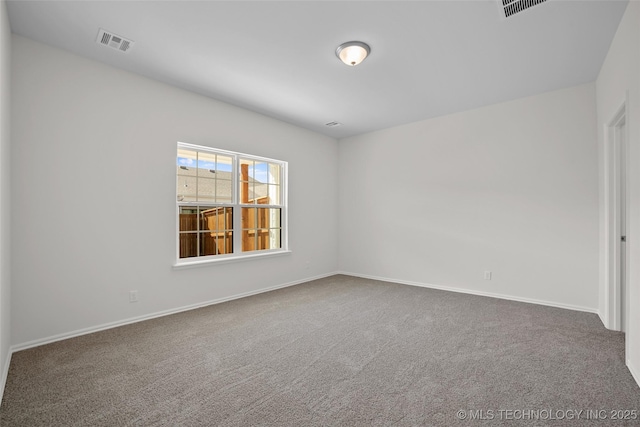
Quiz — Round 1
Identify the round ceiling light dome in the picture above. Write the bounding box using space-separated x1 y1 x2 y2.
336 41 371 67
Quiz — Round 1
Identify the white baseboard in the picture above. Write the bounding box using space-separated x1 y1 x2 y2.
627 359 640 389
2 271 633 400
11 272 338 353
598 311 608 329
9 271 600 354
337 271 600 315
0 347 11 406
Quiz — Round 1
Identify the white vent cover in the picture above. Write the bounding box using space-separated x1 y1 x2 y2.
500 0 548 18
325 121 342 127
96 28 134 53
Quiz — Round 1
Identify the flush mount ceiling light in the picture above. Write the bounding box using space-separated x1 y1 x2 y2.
336 41 370 66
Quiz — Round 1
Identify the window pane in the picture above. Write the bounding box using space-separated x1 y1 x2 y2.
218 208 233 231
222 207 233 229
216 155 233 173
180 206 233 258
214 155 233 203
242 229 255 252
203 206 232 231
269 229 281 249
177 151 197 202
239 159 252 179
197 177 216 202
200 232 216 256
197 152 217 177
268 163 281 185
259 208 280 228
179 207 199 231
256 208 268 228
179 233 198 258
253 183 268 204
256 229 270 250
240 180 250 204
256 228 282 250
240 160 250 203
241 208 281 229
267 184 281 205
177 175 197 202
235 161 281 205
240 159 272 204
240 184 279 205
199 206 218 232
253 162 268 183
242 207 255 229
200 207 233 256
215 207 233 255
215 179 232 204
241 208 280 252
201 232 225 256
177 149 197 169
217 230 233 254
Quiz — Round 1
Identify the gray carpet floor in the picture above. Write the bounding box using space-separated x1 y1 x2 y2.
1 274 639 426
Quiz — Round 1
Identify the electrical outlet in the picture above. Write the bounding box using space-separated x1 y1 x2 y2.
129 290 138 303
484 271 492 280
304 261 310 270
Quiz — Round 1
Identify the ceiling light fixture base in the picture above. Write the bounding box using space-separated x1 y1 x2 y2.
336 41 371 66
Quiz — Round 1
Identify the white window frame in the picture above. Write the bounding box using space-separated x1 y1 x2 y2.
174 142 289 268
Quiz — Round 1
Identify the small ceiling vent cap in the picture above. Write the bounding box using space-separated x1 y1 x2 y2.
96 28 134 53
325 121 343 128
500 0 548 18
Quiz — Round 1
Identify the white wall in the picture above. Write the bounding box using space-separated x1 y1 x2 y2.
10 35 339 347
596 1 640 382
339 83 599 311
0 0 12 399
5 3 640 393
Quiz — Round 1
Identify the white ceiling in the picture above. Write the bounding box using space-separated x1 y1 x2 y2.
6 0 629 139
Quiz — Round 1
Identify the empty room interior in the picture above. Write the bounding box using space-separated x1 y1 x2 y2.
1 0 640 425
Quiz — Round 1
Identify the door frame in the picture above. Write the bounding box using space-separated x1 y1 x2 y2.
603 95 629 332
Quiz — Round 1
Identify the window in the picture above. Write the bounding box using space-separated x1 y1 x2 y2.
176 142 287 263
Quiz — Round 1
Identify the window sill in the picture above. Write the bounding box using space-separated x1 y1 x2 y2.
173 249 292 269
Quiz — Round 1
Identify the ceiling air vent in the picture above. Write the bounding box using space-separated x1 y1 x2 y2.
500 0 547 18
325 121 342 128
96 28 134 53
